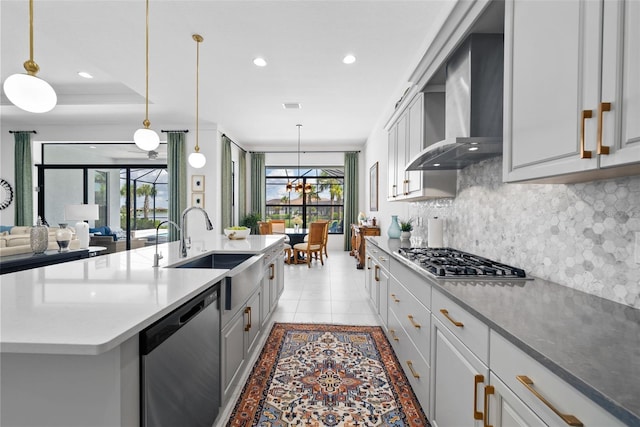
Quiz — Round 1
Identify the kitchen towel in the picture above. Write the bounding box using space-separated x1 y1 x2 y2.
428 218 444 247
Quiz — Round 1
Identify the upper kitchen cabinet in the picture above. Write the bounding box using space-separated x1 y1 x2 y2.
503 0 640 183
387 91 457 202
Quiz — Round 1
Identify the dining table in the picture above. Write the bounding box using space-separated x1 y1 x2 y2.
280 227 308 247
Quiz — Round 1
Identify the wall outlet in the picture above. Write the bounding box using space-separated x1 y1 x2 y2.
636 232 640 264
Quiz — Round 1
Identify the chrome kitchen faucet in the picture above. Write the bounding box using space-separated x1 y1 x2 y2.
153 220 181 267
180 207 214 258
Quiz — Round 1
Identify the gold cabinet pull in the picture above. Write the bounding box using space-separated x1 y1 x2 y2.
388 328 399 341
367 256 371 270
407 314 421 329
440 308 464 327
244 306 252 332
516 375 583 426
391 293 400 303
374 265 380 282
580 110 593 159
406 360 420 378
392 184 397 198
474 374 485 420
597 102 611 155
269 263 275 280
484 385 494 427
403 179 409 195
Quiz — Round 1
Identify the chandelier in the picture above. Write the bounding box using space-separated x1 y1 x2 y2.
286 124 311 194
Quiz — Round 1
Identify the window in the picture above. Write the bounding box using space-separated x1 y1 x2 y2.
265 167 344 234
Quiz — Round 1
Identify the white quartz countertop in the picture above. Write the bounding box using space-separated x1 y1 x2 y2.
0 234 283 355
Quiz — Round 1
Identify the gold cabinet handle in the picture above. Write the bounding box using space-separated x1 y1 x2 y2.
406 360 420 378
597 102 611 155
391 293 400 303
484 385 494 427
392 184 397 198
407 314 421 329
374 265 380 282
403 179 409 195
440 308 464 327
388 328 399 341
269 263 275 280
244 306 252 332
516 375 583 426
367 256 371 269
474 374 484 420
580 110 593 159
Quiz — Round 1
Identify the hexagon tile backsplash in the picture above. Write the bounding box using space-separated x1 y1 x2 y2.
410 157 640 308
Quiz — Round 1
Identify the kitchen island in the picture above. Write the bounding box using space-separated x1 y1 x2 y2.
0 234 284 427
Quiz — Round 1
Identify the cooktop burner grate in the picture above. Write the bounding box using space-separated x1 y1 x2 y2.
398 247 527 279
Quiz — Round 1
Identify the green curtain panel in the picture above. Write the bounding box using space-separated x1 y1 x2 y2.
14 132 33 226
221 135 233 229
344 152 359 251
250 152 266 220
238 149 247 221
167 132 187 242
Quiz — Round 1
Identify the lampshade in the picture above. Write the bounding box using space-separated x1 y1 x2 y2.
133 0 159 152
189 34 206 169
3 73 57 113
134 127 160 151
3 0 57 113
64 204 99 221
188 151 206 168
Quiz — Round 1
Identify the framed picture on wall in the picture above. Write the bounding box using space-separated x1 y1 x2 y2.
192 175 205 192
370 162 378 212
191 193 205 208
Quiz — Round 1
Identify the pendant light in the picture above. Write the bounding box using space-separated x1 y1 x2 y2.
133 0 160 151
3 0 57 113
188 34 206 169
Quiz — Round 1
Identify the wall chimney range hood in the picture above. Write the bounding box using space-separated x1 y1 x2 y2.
407 34 504 171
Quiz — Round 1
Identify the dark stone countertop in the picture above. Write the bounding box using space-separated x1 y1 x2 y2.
367 237 640 426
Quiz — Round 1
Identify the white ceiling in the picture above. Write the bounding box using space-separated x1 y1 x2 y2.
1 0 455 150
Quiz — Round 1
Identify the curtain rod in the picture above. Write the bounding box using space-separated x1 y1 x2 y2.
221 133 246 153
161 129 189 133
9 130 37 134
250 150 360 154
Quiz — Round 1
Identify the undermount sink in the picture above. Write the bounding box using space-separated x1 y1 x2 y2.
168 252 264 312
168 253 254 269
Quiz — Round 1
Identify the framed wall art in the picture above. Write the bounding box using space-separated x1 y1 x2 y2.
191 175 205 192
191 193 205 208
369 162 378 212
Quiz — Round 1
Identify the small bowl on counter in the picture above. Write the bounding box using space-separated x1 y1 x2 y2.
224 227 251 240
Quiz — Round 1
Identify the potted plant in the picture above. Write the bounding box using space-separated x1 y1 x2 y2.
240 212 262 235
399 218 413 240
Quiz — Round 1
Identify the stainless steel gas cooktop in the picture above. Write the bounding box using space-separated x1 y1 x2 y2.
397 247 527 279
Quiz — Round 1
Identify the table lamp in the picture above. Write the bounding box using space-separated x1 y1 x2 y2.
64 204 99 249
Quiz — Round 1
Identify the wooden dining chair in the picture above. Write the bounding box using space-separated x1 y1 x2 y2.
259 221 292 264
293 222 325 267
270 219 291 244
303 220 329 259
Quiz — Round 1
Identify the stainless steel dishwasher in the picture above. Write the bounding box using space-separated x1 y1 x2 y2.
140 284 220 427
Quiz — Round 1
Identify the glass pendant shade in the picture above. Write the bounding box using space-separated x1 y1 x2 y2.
133 127 160 151
3 72 57 113
189 151 206 168
286 182 293 192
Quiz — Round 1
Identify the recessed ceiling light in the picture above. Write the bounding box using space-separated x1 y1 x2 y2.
433 163 441 167
253 57 267 67
468 146 479 151
78 71 93 79
343 54 356 64
283 103 302 109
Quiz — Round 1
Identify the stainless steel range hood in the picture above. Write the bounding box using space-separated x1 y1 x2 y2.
407 34 504 170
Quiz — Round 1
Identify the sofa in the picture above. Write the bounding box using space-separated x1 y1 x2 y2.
0 225 80 257
89 226 147 254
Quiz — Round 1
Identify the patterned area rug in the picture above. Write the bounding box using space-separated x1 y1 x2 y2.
227 323 429 426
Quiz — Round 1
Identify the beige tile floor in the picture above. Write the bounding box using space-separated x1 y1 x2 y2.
215 249 379 425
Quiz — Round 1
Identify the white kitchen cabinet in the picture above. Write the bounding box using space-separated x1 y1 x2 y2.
368 243 390 328
430 315 489 427
504 0 640 183
486 373 548 427
387 92 456 201
490 331 626 427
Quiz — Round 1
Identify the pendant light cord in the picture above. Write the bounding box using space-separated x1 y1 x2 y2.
23 0 39 75
143 0 150 129
193 34 203 153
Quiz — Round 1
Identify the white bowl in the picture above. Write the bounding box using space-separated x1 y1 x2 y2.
224 227 250 239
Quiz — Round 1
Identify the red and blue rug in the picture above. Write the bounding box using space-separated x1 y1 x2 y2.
227 323 429 426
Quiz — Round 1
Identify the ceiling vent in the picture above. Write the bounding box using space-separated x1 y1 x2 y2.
282 103 302 109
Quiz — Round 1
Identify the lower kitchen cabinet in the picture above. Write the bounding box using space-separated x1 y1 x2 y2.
431 315 489 427
367 242 390 328
486 373 548 427
490 331 626 427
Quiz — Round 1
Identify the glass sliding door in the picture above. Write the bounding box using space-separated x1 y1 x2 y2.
43 169 84 227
